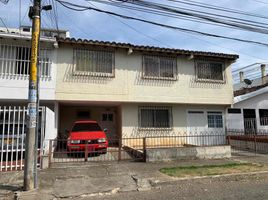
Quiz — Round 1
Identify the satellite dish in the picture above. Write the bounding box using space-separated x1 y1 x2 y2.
244 79 252 86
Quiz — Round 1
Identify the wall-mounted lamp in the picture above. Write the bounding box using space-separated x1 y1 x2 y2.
187 54 194 60
127 48 133 55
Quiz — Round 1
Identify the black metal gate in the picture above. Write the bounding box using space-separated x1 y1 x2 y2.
48 138 146 165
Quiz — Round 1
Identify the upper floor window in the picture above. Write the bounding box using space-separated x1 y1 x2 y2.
195 60 224 82
142 55 177 80
73 49 115 77
0 44 52 78
139 106 172 129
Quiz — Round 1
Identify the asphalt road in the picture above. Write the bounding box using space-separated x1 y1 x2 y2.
83 173 268 200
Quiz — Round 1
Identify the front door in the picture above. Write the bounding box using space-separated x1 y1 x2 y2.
187 111 207 145
243 109 257 134
100 112 117 144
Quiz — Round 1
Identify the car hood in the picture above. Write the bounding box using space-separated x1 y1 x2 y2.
69 131 106 140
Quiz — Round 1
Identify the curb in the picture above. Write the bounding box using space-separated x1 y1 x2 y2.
150 170 268 187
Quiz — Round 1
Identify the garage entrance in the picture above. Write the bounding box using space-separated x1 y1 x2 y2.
58 103 121 145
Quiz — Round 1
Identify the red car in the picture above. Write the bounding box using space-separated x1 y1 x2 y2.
67 121 108 156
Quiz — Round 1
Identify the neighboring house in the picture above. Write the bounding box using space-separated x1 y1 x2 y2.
0 26 69 156
227 84 268 134
55 37 238 146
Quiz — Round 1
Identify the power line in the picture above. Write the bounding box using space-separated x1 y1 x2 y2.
87 1 174 48
0 0 9 4
89 0 268 35
167 0 268 20
120 0 268 34
88 0 248 31
0 17 9 32
55 0 268 47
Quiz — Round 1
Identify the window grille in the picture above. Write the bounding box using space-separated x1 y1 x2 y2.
142 55 177 80
73 49 115 77
139 106 173 128
207 112 223 128
259 109 268 126
195 60 224 82
227 108 241 114
0 44 52 78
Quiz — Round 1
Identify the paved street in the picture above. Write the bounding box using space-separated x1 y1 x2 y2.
84 172 268 200
2 155 268 200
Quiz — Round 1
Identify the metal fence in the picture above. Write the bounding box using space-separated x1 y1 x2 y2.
48 133 227 165
48 138 145 164
227 129 268 155
0 106 46 171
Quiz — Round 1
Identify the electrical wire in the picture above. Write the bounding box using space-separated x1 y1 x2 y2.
109 0 268 34
167 0 268 20
55 0 268 47
87 1 174 48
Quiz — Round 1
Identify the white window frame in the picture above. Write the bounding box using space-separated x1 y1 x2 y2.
186 109 225 129
207 111 224 128
73 48 115 77
195 60 225 83
142 55 177 80
138 106 173 130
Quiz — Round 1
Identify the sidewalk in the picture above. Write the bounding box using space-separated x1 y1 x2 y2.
1 155 268 200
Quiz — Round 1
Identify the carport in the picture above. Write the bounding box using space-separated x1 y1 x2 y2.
58 102 122 145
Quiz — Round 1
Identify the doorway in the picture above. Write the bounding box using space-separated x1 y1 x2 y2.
99 112 118 145
243 109 257 134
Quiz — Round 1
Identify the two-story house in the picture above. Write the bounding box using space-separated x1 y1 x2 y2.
0 27 239 170
55 38 238 146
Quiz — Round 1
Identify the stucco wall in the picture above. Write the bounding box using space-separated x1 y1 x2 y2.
121 103 226 138
56 44 234 105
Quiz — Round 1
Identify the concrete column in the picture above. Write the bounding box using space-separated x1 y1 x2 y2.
239 71 244 83
54 101 59 134
261 64 266 77
261 64 267 84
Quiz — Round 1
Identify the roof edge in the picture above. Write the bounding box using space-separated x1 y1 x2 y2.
56 37 239 60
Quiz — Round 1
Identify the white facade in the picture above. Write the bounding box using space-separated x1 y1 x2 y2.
0 33 58 101
227 86 268 133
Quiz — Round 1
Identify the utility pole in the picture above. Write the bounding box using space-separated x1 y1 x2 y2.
24 0 41 191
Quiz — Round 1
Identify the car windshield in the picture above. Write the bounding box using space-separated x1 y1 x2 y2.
72 123 102 132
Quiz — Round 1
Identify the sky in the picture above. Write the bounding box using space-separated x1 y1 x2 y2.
1 0 268 81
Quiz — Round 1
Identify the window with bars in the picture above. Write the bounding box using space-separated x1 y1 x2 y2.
142 55 177 80
139 106 172 128
0 44 52 78
207 112 223 128
73 49 114 77
195 61 224 82
259 109 268 126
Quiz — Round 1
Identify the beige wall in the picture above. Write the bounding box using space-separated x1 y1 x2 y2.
121 103 227 138
56 44 234 105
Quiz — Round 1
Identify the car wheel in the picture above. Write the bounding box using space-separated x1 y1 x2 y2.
67 152 73 157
